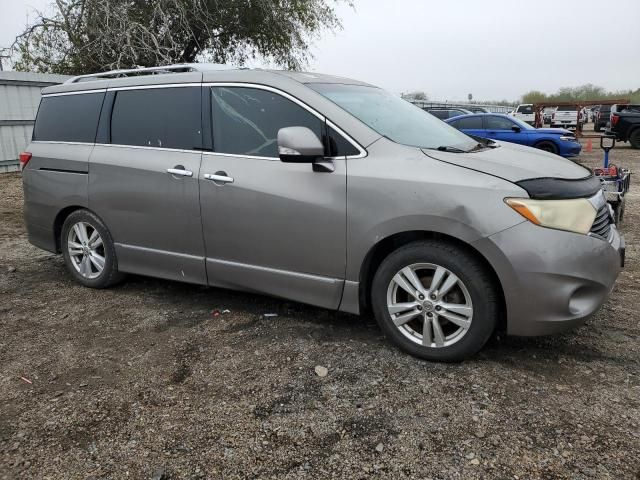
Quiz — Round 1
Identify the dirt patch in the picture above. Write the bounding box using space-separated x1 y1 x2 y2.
0 134 639 479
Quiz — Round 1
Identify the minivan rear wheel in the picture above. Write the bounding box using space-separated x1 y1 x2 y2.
61 210 124 288
371 241 498 362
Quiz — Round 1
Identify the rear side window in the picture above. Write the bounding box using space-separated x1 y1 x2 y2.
33 92 104 143
110 87 201 150
211 87 323 158
458 117 483 129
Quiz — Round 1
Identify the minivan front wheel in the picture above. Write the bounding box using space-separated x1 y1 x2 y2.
371 241 498 362
61 210 124 288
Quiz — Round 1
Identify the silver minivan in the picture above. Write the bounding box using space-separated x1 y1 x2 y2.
21 64 624 361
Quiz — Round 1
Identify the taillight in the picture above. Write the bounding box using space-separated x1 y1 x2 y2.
19 152 32 171
611 114 620 127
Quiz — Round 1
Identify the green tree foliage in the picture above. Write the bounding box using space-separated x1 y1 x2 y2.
522 84 640 104
10 0 349 75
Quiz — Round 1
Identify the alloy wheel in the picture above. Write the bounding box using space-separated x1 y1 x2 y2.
67 221 105 279
386 263 473 348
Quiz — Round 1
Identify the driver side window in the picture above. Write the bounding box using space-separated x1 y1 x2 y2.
211 87 324 158
486 116 515 130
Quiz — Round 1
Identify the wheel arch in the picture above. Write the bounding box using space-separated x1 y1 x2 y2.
357 230 507 331
533 138 559 151
53 205 98 253
628 125 640 147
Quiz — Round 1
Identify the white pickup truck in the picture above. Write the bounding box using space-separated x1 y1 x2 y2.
551 106 582 129
511 104 535 125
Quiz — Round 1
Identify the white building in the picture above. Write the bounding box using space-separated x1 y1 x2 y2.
0 71 70 172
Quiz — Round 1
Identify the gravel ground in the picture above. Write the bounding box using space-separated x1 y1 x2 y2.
1 133 639 479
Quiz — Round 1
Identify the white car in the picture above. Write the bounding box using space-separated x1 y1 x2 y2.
551 106 581 129
511 104 535 125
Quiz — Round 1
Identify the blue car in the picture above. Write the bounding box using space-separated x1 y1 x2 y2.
445 113 582 158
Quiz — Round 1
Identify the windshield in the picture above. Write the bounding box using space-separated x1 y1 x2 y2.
308 83 478 151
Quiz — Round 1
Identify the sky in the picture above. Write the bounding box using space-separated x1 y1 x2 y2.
1 0 639 102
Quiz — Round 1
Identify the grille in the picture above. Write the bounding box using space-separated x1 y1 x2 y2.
590 203 611 239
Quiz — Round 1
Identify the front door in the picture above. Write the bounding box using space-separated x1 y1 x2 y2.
199 85 347 309
89 85 206 284
484 115 525 145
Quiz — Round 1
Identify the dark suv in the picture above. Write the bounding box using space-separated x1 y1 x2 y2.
594 105 611 132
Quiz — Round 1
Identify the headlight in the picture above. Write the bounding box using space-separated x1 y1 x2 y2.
505 198 596 234
559 136 577 142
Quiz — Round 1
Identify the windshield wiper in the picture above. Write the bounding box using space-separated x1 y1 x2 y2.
435 145 467 153
468 143 488 152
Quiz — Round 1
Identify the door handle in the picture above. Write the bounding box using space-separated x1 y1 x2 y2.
204 173 234 184
167 167 193 177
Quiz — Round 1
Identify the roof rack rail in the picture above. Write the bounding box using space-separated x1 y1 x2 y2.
65 63 236 84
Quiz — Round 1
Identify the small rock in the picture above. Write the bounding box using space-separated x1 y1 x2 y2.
465 452 475 460
375 443 384 453
314 366 328 377
151 467 167 480
470 458 480 465
7 266 16 273
475 431 486 438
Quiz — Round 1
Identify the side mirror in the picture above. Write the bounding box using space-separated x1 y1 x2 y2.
511 125 521 132
277 127 324 163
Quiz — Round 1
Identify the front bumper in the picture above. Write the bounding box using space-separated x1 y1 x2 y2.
474 221 623 336
560 142 582 157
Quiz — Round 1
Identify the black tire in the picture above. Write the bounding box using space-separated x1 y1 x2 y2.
594 124 601 132
613 203 622 225
629 129 640 149
61 209 124 288
535 140 559 155
371 241 499 362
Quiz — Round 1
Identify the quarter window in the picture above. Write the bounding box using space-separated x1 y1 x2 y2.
33 92 104 143
327 125 359 157
110 87 201 150
211 87 324 158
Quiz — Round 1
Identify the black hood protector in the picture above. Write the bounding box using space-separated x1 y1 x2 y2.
516 175 602 200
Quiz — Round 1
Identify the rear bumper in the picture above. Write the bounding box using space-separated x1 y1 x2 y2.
475 221 623 336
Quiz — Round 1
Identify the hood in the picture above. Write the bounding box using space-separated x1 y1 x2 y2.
422 140 590 182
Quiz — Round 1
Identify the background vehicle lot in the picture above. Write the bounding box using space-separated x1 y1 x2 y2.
1 141 639 479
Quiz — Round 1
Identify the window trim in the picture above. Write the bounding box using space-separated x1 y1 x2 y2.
41 88 107 98
38 82 367 159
